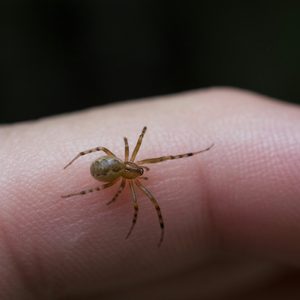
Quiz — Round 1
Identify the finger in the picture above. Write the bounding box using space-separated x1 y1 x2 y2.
0 87 299 298
99 261 298 300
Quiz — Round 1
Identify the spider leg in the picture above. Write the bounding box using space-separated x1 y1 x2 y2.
63 147 116 169
130 126 147 162
126 181 139 239
140 166 150 171
137 143 214 165
139 177 148 180
61 180 118 198
106 178 126 205
124 137 129 161
135 179 164 247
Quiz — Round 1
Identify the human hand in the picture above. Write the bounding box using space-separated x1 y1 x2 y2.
1 88 300 299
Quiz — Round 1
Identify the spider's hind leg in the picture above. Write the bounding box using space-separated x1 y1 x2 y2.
63 146 116 169
62 180 117 198
106 178 126 205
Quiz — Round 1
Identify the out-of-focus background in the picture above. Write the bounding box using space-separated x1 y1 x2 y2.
1 1 300 123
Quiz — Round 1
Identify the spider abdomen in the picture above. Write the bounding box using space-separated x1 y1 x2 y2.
90 156 124 182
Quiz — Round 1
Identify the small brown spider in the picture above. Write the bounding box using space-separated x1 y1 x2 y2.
62 127 214 246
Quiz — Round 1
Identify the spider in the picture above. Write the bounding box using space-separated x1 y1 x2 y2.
62 126 214 246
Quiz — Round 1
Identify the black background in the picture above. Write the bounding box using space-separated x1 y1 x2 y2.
1 1 300 123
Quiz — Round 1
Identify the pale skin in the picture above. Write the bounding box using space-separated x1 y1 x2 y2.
62 126 214 246
0 88 300 299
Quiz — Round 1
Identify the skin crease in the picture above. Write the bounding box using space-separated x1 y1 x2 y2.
0 87 300 299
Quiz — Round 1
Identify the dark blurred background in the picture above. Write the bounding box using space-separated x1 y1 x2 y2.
1 1 300 123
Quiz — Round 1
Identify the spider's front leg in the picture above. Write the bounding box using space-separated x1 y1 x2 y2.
130 126 147 162
135 179 164 246
137 143 214 165
124 137 129 161
126 181 139 239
